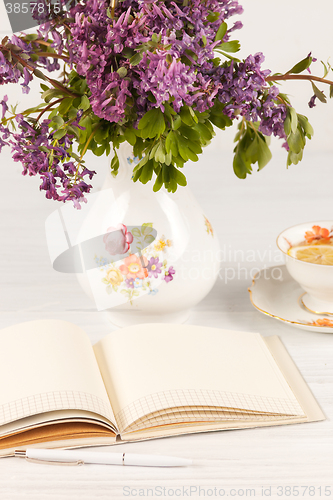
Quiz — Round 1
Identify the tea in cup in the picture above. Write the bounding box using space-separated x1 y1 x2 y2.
277 221 333 314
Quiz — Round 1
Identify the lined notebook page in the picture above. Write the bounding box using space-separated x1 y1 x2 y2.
0 320 115 427
94 324 305 432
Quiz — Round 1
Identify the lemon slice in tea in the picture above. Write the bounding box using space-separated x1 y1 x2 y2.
288 245 333 265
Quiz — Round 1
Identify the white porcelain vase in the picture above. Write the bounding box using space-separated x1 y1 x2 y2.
76 143 220 327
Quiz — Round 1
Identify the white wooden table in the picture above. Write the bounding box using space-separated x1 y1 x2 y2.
1 145 333 499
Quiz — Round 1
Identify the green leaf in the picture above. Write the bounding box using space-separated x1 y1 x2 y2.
53 129 67 140
155 143 166 163
138 108 165 139
110 152 119 173
93 145 106 156
172 115 182 130
50 115 64 129
189 106 199 123
194 122 214 143
233 150 251 179
79 116 92 143
123 128 136 146
129 52 143 66
67 125 80 140
178 124 200 142
25 33 39 41
287 149 303 166
131 228 141 238
232 123 272 177
162 165 170 184
209 109 232 130
287 129 305 154
153 169 163 193
176 135 191 161
289 107 298 134
173 166 187 187
165 131 178 157
256 136 272 171
179 106 195 126
214 50 240 63
297 114 314 139
117 67 128 78
214 21 228 42
207 11 220 22
311 82 327 103
283 111 291 137
287 55 312 75
42 89 65 103
33 69 47 81
140 159 154 184
79 95 90 111
217 40 240 53
58 98 73 115
68 107 78 121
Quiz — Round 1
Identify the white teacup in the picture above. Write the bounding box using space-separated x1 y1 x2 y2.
277 221 333 314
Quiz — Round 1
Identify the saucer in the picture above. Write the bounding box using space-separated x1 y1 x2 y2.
300 293 333 317
248 265 333 333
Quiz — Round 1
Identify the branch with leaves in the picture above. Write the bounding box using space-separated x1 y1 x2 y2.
0 1 333 207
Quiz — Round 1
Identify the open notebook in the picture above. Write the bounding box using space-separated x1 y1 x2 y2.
0 320 324 457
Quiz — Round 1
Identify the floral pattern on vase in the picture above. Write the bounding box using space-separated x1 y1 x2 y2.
204 216 214 237
95 223 176 305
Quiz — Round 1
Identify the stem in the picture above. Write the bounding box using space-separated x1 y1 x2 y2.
31 39 53 47
43 76 79 98
74 124 101 181
34 52 70 62
266 73 333 86
248 120 260 139
1 45 79 98
36 98 64 122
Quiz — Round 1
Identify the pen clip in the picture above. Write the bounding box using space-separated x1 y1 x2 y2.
14 450 84 466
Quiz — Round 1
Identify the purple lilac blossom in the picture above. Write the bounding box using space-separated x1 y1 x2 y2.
0 0 296 205
309 95 317 108
0 114 95 206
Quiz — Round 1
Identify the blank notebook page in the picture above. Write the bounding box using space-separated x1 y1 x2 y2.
0 320 115 426
93 324 305 431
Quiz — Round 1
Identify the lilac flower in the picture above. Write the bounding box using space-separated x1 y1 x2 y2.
0 113 95 206
21 68 32 94
0 0 303 205
65 0 245 121
147 257 162 278
1 95 8 119
164 266 176 283
258 86 288 143
309 95 317 108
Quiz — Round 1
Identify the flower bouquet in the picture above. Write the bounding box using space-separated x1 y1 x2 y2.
1 0 332 208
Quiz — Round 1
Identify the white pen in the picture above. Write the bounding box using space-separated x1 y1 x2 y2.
14 449 192 467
